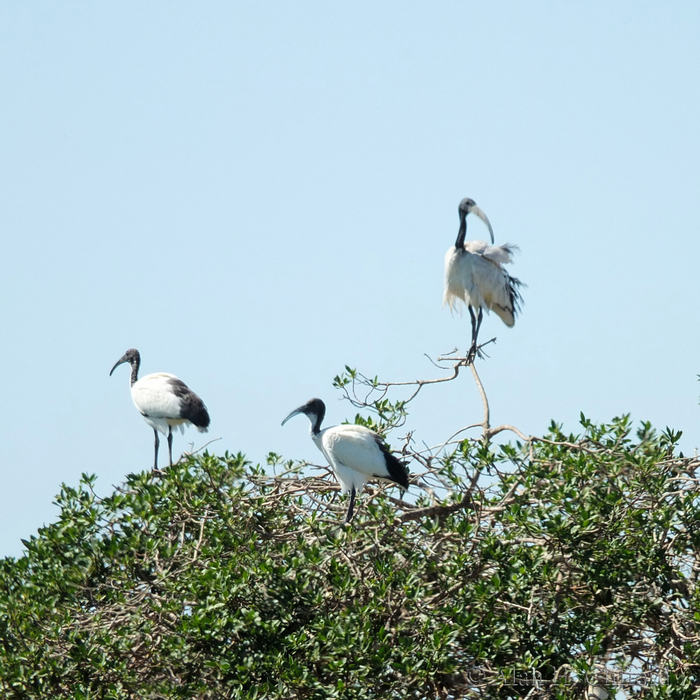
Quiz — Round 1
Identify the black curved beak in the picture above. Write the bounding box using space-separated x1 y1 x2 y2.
109 354 129 377
281 406 305 427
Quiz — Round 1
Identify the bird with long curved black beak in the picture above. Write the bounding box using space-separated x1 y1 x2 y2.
282 398 408 522
110 348 210 471
444 198 524 363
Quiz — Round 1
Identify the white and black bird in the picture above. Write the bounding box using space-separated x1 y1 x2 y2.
444 197 523 363
110 348 210 471
282 398 409 523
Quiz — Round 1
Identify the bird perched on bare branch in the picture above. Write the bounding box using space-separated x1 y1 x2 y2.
444 198 523 363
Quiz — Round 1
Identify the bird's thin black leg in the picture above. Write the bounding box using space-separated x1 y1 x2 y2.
152 429 160 471
467 307 479 363
345 487 357 524
167 427 174 467
467 307 485 364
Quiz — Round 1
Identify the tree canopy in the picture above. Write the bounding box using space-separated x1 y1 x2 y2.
1 362 698 699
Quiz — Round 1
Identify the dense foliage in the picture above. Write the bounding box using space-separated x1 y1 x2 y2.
1 368 699 699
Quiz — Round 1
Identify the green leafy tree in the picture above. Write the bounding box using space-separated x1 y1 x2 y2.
1 357 699 699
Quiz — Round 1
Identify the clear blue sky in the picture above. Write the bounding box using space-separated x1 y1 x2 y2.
1 1 698 558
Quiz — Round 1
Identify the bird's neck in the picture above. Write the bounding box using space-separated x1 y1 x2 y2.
455 215 467 249
129 361 140 386
309 413 324 436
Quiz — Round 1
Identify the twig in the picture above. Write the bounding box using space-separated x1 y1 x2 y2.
469 362 490 438
180 437 223 461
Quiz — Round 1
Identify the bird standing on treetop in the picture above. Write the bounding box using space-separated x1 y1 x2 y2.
110 348 210 471
281 398 409 523
443 197 524 363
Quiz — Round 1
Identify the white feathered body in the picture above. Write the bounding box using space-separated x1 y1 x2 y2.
131 372 209 437
444 241 519 326
311 424 400 495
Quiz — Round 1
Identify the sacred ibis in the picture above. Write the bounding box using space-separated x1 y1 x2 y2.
281 398 409 523
110 348 210 471
444 198 524 363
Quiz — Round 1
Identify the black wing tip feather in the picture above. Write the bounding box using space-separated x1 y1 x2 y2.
169 378 211 429
374 436 409 489
184 400 211 429
507 273 525 318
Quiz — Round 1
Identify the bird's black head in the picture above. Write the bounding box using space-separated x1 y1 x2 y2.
458 198 477 215
281 398 326 434
110 348 141 378
456 197 494 245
